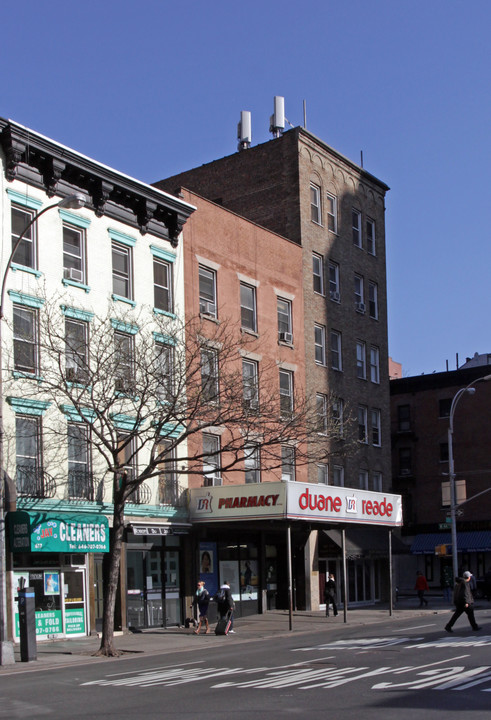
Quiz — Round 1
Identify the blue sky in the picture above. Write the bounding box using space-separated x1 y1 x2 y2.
2 0 489 376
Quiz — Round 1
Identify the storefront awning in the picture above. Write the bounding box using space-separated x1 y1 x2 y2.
323 526 408 559
410 531 491 555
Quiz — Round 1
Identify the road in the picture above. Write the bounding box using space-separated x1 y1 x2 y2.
2 613 491 718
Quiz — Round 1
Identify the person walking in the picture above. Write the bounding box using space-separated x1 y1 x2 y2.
215 580 235 633
192 581 210 634
415 570 429 607
324 573 338 617
445 571 481 633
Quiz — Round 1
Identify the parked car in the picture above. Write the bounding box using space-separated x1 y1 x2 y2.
475 572 491 600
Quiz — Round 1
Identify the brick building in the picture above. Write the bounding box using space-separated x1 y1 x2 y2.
391 364 491 591
157 119 396 606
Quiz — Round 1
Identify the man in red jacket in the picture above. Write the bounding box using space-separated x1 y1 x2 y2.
415 570 429 607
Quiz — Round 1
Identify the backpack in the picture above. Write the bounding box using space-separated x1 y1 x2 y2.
215 588 226 603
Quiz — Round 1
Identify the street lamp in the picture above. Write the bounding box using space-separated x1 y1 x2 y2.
448 373 491 582
0 192 86 665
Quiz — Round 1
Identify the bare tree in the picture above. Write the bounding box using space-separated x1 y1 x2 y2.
4 294 355 655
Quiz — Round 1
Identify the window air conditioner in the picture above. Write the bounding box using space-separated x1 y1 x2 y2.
279 331 293 344
203 475 222 487
64 267 84 282
330 291 340 302
356 302 366 313
200 300 216 316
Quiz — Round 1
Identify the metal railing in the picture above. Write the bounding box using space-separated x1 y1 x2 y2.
16 465 56 498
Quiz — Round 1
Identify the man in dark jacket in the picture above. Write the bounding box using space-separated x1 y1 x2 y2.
215 581 235 633
324 574 338 617
445 571 481 632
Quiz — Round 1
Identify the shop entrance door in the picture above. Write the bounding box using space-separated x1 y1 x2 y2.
63 568 87 637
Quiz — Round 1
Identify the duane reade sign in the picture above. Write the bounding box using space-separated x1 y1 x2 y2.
190 481 402 526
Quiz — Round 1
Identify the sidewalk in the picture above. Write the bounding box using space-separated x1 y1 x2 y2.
2 595 483 675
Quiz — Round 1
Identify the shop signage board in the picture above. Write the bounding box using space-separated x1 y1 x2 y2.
190 481 402 527
8 510 110 552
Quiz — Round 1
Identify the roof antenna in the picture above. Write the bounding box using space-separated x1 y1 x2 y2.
360 151 364 168
303 100 307 129
237 111 252 151
269 96 285 138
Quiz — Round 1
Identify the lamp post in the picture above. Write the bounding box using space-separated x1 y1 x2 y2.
448 373 491 582
0 193 86 665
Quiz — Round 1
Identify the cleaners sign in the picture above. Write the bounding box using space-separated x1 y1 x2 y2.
8 511 110 553
190 481 402 526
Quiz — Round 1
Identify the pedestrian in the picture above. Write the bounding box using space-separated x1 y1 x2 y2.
445 571 481 633
414 570 429 607
215 580 235 633
324 573 338 617
192 581 210 634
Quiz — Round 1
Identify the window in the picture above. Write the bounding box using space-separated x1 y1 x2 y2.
314 324 326 365
354 275 365 312
11 205 36 269
326 193 337 233
65 319 88 383
371 408 381 446
313 254 324 295
359 470 369 490
370 346 380 384
356 341 367 379
199 265 217 318
154 258 173 313
242 358 259 409
68 423 92 500
155 341 174 401
368 281 378 319
358 406 368 443
366 219 376 255
310 184 321 224
440 442 449 463
201 347 219 402
439 398 452 418
372 472 382 492
332 465 344 487
279 369 293 415
352 209 362 248
63 224 86 284
281 445 295 482
399 447 412 476
117 433 137 488
158 440 178 505
112 242 133 300
329 261 340 301
16 416 41 496
397 404 411 432
316 393 328 434
13 305 38 375
332 397 344 437
317 464 328 485
277 297 292 343
331 330 342 371
203 434 221 486
244 443 260 483
114 332 135 393
240 282 257 332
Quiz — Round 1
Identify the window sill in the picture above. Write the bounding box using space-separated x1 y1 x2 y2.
12 371 43 382
112 294 136 307
63 278 90 293
154 308 177 320
11 263 42 278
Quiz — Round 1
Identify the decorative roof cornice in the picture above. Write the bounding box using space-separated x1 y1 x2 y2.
0 118 195 246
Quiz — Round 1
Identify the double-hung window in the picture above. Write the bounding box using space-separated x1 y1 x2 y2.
366 219 376 255
201 347 219 402
359 470 369 490
314 324 326 365
154 258 173 313
155 340 174 402
63 224 86 284
203 434 221 486
330 330 342 371
355 275 365 312
332 398 344 437
316 393 328 434
281 445 295 482
310 184 321 224
240 282 257 332
277 297 292 343
112 242 133 300
65 318 89 383
356 341 366 379
158 440 178 504
368 281 378 319
332 465 344 487
370 346 380 384
199 265 217 318
352 209 362 248
329 261 340 301
244 443 260 484
16 415 41 496
371 409 381 446
68 423 92 500
279 369 293 416
114 331 135 394
326 193 337 233
317 464 328 485
313 253 324 295
242 358 259 409
13 304 38 375
372 472 382 492
358 406 368 443
11 205 37 269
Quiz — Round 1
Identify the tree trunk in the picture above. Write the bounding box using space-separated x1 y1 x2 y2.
95 493 126 657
